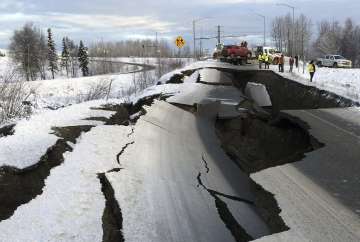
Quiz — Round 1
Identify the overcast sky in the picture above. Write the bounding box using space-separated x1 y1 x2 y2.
0 0 359 49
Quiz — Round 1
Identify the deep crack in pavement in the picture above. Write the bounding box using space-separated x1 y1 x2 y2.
98 173 125 242
196 171 254 242
116 142 135 165
0 125 94 221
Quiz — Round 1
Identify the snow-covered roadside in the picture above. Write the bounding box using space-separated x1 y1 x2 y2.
27 71 154 109
0 99 122 169
0 125 133 242
0 57 11 76
269 61 360 103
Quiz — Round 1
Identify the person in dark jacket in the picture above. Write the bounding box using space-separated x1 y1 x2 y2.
258 52 263 69
295 55 299 68
308 60 316 82
289 56 294 72
279 54 285 72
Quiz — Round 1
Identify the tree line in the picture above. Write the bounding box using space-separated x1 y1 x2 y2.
271 14 312 59
88 39 192 58
8 23 90 81
313 18 360 66
272 15 360 67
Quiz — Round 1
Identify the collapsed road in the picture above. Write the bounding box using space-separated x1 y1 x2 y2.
0 61 359 242
108 64 360 242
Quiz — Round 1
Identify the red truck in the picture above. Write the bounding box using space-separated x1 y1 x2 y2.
213 42 252 65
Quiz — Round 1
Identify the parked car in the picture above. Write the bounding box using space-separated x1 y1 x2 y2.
316 55 352 68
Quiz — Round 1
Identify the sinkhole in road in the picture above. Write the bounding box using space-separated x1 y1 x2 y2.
216 113 323 174
215 106 324 236
0 125 93 221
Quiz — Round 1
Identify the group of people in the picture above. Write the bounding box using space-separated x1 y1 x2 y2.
257 53 316 82
257 52 271 69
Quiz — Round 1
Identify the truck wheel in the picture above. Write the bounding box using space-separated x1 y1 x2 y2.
333 63 338 68
317 62 322 67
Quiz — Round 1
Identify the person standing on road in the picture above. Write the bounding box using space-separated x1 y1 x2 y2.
308 60 316 82
279 54 285 72
295 55 299 68
289 56 294 72
263 53 269 69
258 52 263 69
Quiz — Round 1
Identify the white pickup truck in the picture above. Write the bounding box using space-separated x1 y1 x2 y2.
316 55 352 68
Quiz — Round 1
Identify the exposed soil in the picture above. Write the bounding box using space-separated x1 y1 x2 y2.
250 181 290 234
159 69 197 84
98 173 124 242
216 113 323 174
197 172 253 242
0 124 16 138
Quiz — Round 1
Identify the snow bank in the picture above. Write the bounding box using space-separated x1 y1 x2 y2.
0 125 133 242
27 72 141 109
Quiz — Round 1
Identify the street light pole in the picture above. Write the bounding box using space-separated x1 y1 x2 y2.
277 3 295 56
255 13 266 46
193 20 196 59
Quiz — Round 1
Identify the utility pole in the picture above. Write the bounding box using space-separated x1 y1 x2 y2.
193 20 196 59
217 25 221 44
156 32 161 79
192 18 211 60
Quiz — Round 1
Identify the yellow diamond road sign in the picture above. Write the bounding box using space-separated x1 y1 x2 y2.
175 36 185 48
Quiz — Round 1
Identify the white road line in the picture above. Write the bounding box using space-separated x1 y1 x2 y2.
302 110 360 140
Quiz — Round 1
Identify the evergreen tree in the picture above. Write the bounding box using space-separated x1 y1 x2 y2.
78 40 89 76
61 37 70 77
47 28 58 79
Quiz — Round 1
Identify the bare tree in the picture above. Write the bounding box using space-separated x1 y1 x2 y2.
0 70 34 123
88 39 179 58
8 23 47 81
313 20 342 55
295 14 312 60
271 14 292 54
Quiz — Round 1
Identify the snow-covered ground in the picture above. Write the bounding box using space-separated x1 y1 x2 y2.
0 99 122 169
26 71 153 109
111 57 194 66
0 125 133 242
0 57 159 125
